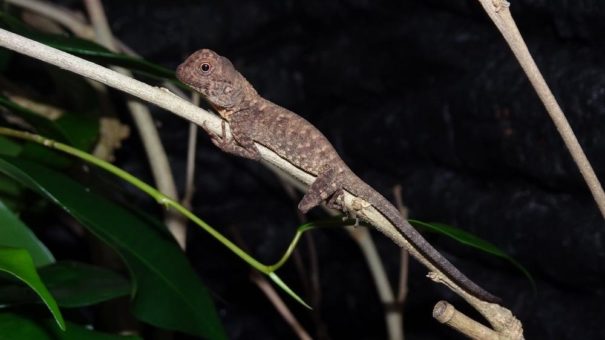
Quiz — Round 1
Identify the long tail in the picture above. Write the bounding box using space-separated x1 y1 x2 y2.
344 174 501 303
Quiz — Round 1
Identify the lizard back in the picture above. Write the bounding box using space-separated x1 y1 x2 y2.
245 98 350 176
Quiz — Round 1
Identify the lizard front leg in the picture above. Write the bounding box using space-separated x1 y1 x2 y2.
202 119 261 161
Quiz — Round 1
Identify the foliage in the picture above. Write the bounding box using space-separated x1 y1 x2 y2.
0 11 226 339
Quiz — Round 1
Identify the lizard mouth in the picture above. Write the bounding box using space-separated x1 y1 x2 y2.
175 62 190 82
176 64 211 95
176 61 207 90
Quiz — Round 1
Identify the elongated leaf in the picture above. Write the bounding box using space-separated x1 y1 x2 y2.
40 262 130 307
0 135 25 210
0 175 22 197
0 312 141 340
0 95 97 151
0 200 54 267
410 219 535 289
0 261 130 307
0 157 226 339
0 12 178 83
0 135 22 156
0 247 64 330
20 143 72 169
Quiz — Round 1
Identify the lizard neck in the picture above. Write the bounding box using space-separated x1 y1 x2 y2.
218 96 265 122
214 74 260 121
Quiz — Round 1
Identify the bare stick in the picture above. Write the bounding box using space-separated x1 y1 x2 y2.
433 301 500 339
5 0 94 39
230 229 313 340
250 271 313 340
83 0 186 249
476 0 605 219
351 227 403 340
182 94 200 210
0 29 522 338
392 185 409 309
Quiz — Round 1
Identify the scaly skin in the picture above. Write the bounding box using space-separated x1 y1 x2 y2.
177 49 500 303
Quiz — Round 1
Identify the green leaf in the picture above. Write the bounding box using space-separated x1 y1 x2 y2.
0 137 24 204
409 219 536 290
0 135 22 156
0 200 54 267
0 12 180 84
0 95 98 151
268 272 311 309
0 312 141 340
0 96 97 168
0 175 25 211
39 262 131 308
0 174 21 196
0 247 65 330
0 261 130 308
20 142 72 169
0 157 226 339
46 67 101 116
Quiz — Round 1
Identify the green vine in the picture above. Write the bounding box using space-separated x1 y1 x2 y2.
0 126 348 308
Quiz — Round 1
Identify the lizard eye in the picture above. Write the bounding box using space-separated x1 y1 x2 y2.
200 63 211 73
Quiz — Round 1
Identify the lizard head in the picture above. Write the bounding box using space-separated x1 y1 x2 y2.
177 49 249 109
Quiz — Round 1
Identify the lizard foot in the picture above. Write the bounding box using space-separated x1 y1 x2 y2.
201 120 221 142
326 188 345 211
327 189 362 226
202 120 231 149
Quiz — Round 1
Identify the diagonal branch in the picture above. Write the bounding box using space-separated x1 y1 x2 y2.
0 28 522 338
476 0 605 220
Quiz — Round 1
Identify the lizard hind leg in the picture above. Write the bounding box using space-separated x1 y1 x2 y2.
298 166 343 214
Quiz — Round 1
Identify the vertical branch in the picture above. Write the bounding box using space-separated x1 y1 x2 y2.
476 0 605 219
83 0 187 248
392 185 409 309
182 94 200 210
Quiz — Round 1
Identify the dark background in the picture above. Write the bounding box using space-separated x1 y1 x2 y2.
63 0 605 339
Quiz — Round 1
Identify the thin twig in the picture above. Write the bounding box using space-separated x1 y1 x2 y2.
303 233 321 308
392 185 409 304
250 271 313 340
182 94 200 210
229 228 313 340
5 0 94 39
476 0 605 220
392 185 409 339
83 0 186 249
433 301 500 339
350 226 402 340
277 176 330 338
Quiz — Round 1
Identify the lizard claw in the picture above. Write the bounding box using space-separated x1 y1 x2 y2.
202 120 230 148
201 120 216 136
326 189 345 211
327 190 365 226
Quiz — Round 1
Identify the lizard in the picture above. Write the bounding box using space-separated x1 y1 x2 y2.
176 49 501 303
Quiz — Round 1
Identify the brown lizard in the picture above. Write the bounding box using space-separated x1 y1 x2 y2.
176 49 500 303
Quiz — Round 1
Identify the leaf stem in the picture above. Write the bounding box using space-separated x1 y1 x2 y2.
0 127 340 306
